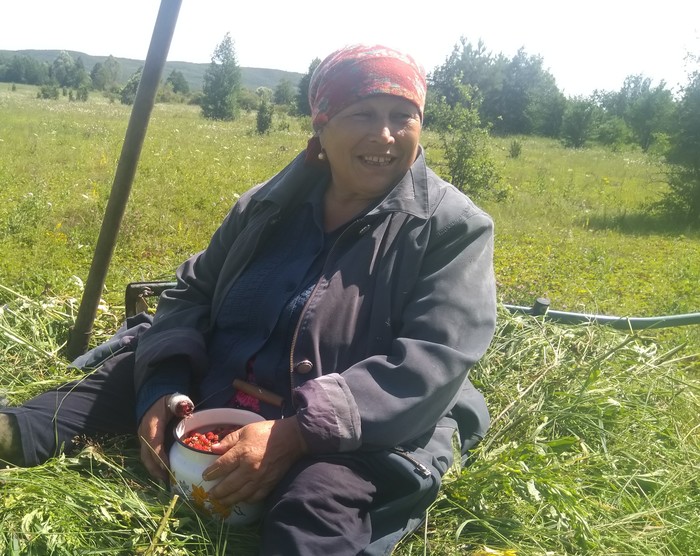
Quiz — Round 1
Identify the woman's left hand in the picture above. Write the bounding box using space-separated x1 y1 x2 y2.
202 416 308 505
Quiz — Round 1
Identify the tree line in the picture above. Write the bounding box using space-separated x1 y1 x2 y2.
2 35 699 224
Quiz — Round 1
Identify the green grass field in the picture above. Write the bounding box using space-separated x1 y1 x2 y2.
1 85 699 555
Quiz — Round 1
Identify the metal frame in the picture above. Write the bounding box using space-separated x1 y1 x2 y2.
124 283 700 331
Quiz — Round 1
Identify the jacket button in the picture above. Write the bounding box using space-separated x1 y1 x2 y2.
294 360 313 374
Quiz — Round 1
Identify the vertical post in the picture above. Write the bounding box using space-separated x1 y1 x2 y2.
531 297 551 316
65 0 182 360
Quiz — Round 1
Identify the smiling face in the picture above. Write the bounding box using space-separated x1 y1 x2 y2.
318 95 422 201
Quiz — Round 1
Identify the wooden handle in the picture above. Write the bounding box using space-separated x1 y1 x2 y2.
232 379 284 408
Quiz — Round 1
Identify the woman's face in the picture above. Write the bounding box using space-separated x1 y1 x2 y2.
318 95 422 199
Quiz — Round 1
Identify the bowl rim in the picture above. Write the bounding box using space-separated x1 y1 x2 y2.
172 407 264 454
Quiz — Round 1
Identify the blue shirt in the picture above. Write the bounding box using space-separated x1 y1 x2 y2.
135 178 344 420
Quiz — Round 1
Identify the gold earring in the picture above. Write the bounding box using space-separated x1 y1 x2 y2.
318 150 326 161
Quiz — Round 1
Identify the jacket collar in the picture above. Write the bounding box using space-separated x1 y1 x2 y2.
251 146 432 221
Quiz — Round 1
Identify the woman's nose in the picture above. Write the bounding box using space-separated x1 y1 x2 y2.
372 123 395 144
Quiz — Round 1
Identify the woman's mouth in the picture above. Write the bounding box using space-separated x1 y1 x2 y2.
362 155 393 166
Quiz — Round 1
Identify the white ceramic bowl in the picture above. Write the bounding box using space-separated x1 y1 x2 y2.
169 407 265 525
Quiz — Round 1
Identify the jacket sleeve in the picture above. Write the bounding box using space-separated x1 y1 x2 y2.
294 189 497 453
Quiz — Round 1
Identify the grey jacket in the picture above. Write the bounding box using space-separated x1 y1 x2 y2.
133 148 496 475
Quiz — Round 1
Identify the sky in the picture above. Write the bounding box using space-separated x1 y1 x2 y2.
2 0 699 97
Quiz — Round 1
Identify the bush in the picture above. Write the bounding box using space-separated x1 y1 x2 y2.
256 98 274 134
561 97 596 148
76 86 89 102
120 67 142 106
596 116 632 150
655 166 700 225
37 83 59 100
508 139 522 158
656 71 700 225
430 82 500 196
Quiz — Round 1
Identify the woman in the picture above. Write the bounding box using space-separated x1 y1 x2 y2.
1 44 496 555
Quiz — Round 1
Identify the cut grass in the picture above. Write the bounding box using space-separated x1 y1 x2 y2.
1 291 698 555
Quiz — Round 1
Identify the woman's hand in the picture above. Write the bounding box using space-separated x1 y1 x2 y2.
138 395 173 481
202 416 308 505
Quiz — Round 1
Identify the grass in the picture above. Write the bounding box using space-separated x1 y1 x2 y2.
1 85 699 555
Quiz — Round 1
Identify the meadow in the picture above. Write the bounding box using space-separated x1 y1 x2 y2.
0 84 699 555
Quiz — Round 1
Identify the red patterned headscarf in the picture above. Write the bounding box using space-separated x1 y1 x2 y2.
308 44 427 132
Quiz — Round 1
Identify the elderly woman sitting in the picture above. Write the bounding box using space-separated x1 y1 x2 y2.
0 44 496 555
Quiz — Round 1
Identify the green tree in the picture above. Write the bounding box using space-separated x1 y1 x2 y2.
91 55 121 91
273 79 295 105
120 67 142 105
0 55 49 85
165 69 190 95
660 71 700 223
561 97 596 148
430 82 500 196
72 57 91 89
296 57 321 116
430 38 564 137
50 51 76 87
597 75 675 151
91 62 107 90
37 83 60 100
237 87 260 111
48 52 89 88
256 97 274 134
201 33 241 120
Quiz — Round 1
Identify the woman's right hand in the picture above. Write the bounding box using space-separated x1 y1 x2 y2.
138 395 173 481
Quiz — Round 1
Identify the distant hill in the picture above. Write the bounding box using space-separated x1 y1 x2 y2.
0 49 303 91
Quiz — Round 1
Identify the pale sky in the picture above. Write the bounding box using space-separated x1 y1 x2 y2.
2 0 699 97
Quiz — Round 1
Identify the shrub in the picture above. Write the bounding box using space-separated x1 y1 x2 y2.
256 98 274 134
37 83 59 100
430 82 500 196
120 67 142 106
656 71 700 225
508 139 522 158
596 116 632 149
76 86 89 102
561 97 596 148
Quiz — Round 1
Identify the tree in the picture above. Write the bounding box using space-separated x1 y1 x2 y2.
201 33 241 120
430 38 564 137
48 52 88 88
72 57 91 89
256 97 274 134
273 79 295 106
560 97 596 148
430 82 500 196
296 57 321 116
91 55 121 91
90 62 106 90
622 76 674 151
597 75 675 151
0 54 49 85
120 67 142 105
660 71 700 224
50 51 76 87
165 69 190 95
